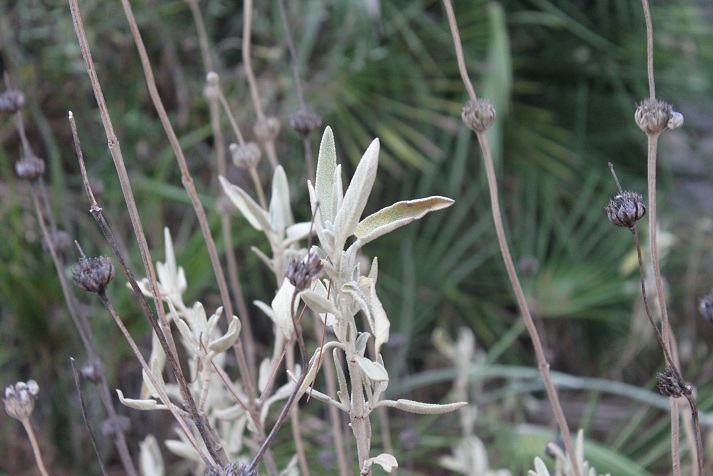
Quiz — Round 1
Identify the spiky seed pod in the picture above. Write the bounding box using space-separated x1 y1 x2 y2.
290 111 322 137
699 290 713 323
656 366 693 397
605 191 646 228
43 230 73 254
3 380 39 421
635 98 683 135
72 256 115 293
286 249 324 292
462 98 496 133
254 116 281 142
0 89 25 114
15 155 46 181
229 142 261 169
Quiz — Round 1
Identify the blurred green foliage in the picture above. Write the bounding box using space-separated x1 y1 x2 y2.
1 0 712 474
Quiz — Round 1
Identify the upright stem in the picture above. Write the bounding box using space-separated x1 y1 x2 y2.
20 418 49 476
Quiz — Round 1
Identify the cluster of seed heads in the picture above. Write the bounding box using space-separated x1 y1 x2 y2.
286 248 324 292
462 98 496 133
0 88 25 114
635 98 684 135
3 380 39 421
229 142 261 169
290 111 322 137
656 366 693 398
72 255 115 294
605 191 646 228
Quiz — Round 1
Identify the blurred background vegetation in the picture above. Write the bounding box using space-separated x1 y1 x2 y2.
1 0 712 474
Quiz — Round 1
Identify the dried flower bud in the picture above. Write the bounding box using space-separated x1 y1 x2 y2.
462 98 496 133
229 142 261 169
656 366 693 397
254 116 281 142
81 360 104 384
72 255 115 293
3 380 39 421
635 98 682 135
15 155 46 181
667 111 684 131
101 415 130 437
0 88 25 114
545 437 566 459
286 249 324 292
205 462 258 476
203 72 221 101
699 290 713 323
290 111 322 137
43 229 73 254
605 191 645 228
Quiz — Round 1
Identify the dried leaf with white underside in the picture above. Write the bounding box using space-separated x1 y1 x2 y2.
355 196 454 246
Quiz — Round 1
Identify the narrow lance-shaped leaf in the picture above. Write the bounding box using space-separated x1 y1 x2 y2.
355 196 454 246
219 175 271 232
269 166 292 237
375 399 467 414
332 137 380 252
315 126 337 225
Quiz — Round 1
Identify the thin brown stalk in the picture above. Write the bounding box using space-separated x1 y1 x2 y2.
441 1 579 473
242 0 279 170
70 358 108 476
20 417 49 476
115 0 256 401
641 0 656 99
69 110 227 466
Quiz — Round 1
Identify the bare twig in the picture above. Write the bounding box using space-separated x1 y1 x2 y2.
70 358 108 476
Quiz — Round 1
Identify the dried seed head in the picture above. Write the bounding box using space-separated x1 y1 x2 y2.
605 191 646 228
635 98 683 135
462 98 496 133
72 255 115 293
286 249 324 292
699 290 713 323
43 229 73 254
254 116 281 142
204 462 258 476
0 88 25 114
4 380 39 421
289 111 322 137
15 155 46 181
656 366 692 397
229 142 261 169
81 360 105 384
101 415 131 437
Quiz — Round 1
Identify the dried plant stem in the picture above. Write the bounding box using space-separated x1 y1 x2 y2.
442 0 579 473
30 181 137 475
19 416 49 476
242 0 279 170
277 0 314 181
115 0 256 402
67 0 180 367
185 0 213 72
69 111 226 467
477 130 579 476
70 358 108 476
641 0 656 99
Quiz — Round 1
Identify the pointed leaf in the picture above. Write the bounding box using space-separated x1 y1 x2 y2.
271 278 298 338
209 316 241 354
332 138 380 251
315 126 337 224
377 399 467 414
269 166 292 236
219 175 270 232
355 196 454 246
355 355 389 382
